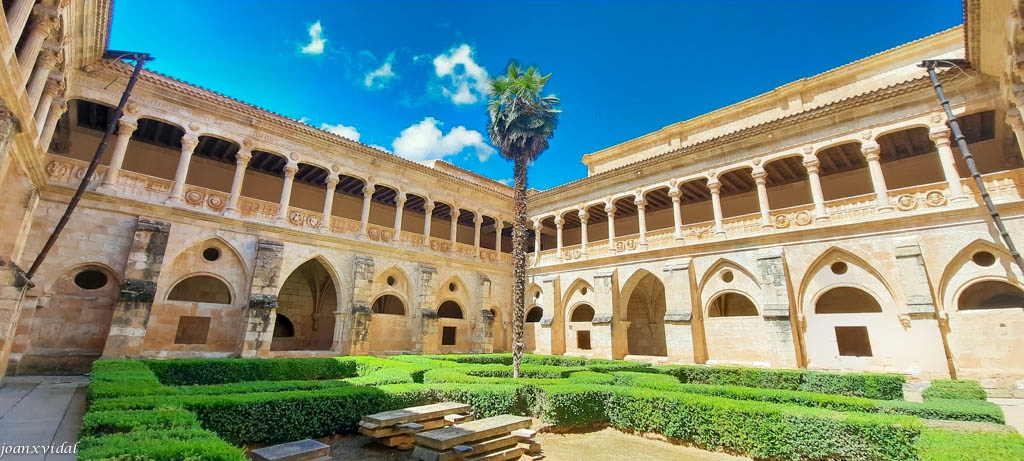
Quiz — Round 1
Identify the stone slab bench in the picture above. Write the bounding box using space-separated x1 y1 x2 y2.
249 439 330 461
413 415 539 461
360 402 473 450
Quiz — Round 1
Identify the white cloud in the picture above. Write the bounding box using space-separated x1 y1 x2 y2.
433 44 489 105
364 53 396 89
392 117 496 162
300 21 326 55
320 122 360 141
369 144 392 154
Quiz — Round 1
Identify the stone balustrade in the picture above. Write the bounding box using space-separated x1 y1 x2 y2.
42 154 511 267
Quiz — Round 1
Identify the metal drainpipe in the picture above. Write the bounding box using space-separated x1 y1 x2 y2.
25 52 152 281
921 60 1024 276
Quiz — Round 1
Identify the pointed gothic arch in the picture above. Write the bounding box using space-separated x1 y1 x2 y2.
618 268 667 357
271 257 339 351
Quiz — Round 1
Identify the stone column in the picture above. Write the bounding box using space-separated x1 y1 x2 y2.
662 260 695 363
708 178 726 236
554 216 563 258
605 203 616 251
0 100 21 183
803 154 829 222
449 208 460 250
275 161 299 224
473 212 483 252
36 97 63 150
393 192 406 238
359 183 375 236
5 0 35 55
320 175 339 233
495 219 504 253
422 199 434 247
861 141 892 211
928 127 966 202
669 186 683 240
98 118 139 190
417 265 439 353
593 270 618 359
222 149 252 218
635 194 648 249
102 218 170 358
242 239 284 357
347 256 375 355
0 104 24 383
578 208 589 256
752 166 773 230
26 50 58 113
165 134 199 206
532 218 542 254
894 239 937 315
1006 108 1024 163
33 78 61 134
18 13 58 86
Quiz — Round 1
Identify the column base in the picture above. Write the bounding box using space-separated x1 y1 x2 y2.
223 208 240 219
639 242 648 250
814 215 830 223
760 224 775 232
949 195 971 204
96 184 119 195
164 196 184 206
275 217 289 226
714 231 727 239
877 205 896 213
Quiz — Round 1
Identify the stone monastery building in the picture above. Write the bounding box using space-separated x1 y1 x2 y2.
0 0 1021 393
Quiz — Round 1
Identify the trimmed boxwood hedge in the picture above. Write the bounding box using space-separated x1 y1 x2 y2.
916 429 1024 461
922 379 988 401
84 354 1021 460
657 364 905 400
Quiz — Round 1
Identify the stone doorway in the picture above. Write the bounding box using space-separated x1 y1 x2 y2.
624 272 667 356
271 259 337 351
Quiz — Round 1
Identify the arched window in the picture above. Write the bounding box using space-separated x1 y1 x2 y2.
959 281 1024 310
526 306 543 322
167 275 231 304
815 287 882 314
371 294 406 315
570 304 595 322
708 292 758 317
273 314 295 338
437 301 464 319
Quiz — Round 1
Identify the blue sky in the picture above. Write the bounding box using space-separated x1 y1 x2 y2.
108 1 962 190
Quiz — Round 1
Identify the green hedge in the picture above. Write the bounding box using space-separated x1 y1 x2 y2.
611 371 683 390
657 364 905 400
878 398 1004 424
566 371 616 385
145 357 359 385
78 428 246 461
922 379 988 401
917 429 1024 461
535 385 922 460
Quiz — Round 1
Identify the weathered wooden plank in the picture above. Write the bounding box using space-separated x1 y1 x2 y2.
250 439 330 461
466 445 524 461
511 428 536 441
363 402 472 426
415 415 532 450
361 416 452 438
444 414 471 423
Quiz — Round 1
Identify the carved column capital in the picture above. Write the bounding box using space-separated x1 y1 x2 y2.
553 216 563 228
37 49 60 70
29 12 59 37
283 161 299 177
751 166 767 184
117 117 139 136
325 175 340 190
180 134 199 152
802 155 820 171
668 186 681 200
41 78 64 99
604 204 616 216
1006 108 1024 130
450 208 461 219
928 127 952 146
473 213 483 225
707 179 722 194
362 184 375 196
577 208 589 220
395 192 407 207
861 141 880 161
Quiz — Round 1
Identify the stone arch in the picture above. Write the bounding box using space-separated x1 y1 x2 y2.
938 239 1024 312
618 269 667 357
814 286 883 314
525 282 543 307
567 302 596 353
371 294 406 315
490 305 509 352
525 306 544 322
271 258 338 351
18 263 121 374
273 313 295 338
436 273 471 307
162 236 249 304
798 247 896 316
698 258 761 310
707 291 759 317
561 278 595 319
957 280 1024 311
167 274 233 304
372 265 414 310
569 303 595 322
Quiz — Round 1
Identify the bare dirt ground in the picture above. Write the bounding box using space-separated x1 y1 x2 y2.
325 419 749 461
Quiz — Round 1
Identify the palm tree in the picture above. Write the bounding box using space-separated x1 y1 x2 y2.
487 62 560 378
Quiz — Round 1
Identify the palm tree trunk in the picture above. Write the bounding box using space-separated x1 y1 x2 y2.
511 155 528 378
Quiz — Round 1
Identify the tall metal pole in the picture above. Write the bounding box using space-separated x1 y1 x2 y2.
922 61 1024 275
26 54 151 280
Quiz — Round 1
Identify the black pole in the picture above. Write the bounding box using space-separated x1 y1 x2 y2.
26 55 150 280
922 62 1024 275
